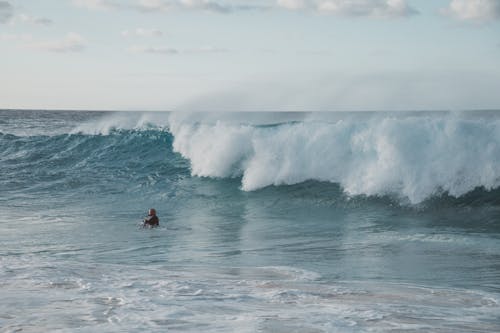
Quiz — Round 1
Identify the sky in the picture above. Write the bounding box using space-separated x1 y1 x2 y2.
1 0 500 111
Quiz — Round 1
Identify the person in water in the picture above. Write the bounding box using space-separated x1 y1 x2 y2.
143 208 159 227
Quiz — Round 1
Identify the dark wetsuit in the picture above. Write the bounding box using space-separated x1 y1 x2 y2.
144 215 159 227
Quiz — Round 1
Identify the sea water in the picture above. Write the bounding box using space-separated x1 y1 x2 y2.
1 110 499 332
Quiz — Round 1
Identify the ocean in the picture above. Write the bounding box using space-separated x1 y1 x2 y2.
1 110 499 332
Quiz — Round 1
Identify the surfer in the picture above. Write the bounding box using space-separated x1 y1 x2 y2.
143 208 159 228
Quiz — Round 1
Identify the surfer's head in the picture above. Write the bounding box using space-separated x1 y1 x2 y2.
149 208 156 216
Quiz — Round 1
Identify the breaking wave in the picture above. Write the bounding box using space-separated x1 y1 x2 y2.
168 112 500 204
3 111 500 205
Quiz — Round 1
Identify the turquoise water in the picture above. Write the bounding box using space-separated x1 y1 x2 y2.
1 110 500 332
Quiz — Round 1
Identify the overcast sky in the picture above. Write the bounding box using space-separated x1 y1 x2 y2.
1 0 500 111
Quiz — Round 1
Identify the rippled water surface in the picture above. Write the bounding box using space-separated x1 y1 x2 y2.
1 110 500 332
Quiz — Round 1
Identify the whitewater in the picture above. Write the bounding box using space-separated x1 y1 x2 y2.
1 110 500 332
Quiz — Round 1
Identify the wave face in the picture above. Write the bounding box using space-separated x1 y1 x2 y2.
168 111 500 204
0 111 186 206
1 110 499 205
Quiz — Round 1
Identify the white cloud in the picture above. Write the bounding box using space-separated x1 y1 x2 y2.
17 14 53 26
137 0 268 13
129 44 228 54
26 33 86 53
136 0 172 11
129 45 179 54
179 0 233 13
1 32 85 52
73 0 121 10
0 1 13 23
122 28 164 37
0 33 33 42
72 0 418 17
444 0 500 21
277 0 307 10
74 0 268 14
184 46 229 53
277 0 418 18
76 0 225 13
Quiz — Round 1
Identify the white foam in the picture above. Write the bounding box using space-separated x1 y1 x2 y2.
169 112 500 204
71 112 170 135
72 111 500 204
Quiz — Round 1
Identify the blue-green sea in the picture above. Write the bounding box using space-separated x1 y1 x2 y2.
1 110 500 332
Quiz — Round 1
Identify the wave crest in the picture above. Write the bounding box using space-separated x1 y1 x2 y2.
169 113 500 204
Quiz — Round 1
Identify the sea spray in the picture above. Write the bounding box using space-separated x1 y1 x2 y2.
168 113 500 204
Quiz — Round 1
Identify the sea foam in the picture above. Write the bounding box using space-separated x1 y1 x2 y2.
69 111 500 204
168 112 500 204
